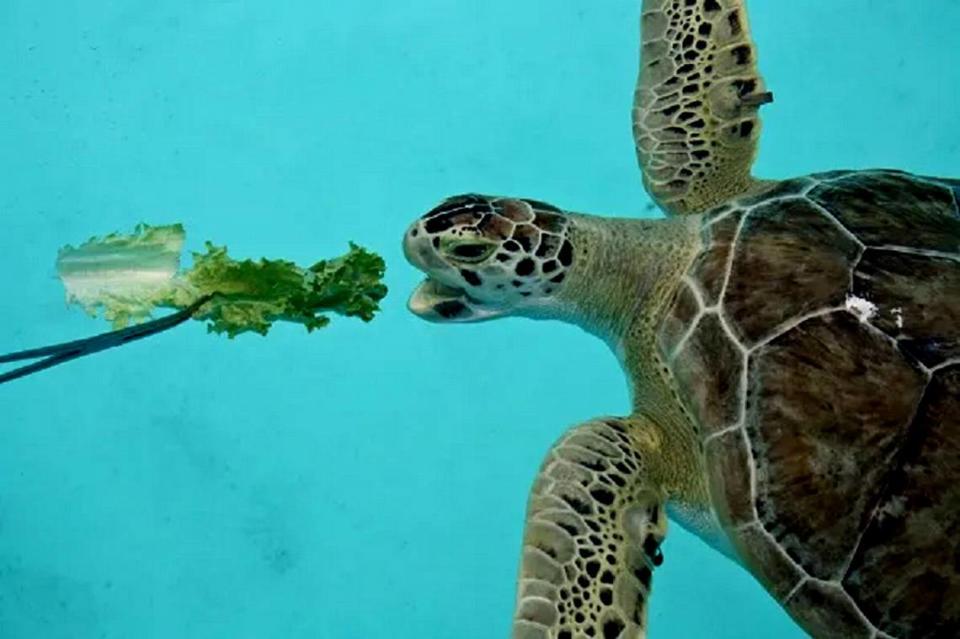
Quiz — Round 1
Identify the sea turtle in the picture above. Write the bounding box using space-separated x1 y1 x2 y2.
403 1 960 638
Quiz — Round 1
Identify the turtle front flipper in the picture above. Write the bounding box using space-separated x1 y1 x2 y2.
633 0 773 216
513 418 667 639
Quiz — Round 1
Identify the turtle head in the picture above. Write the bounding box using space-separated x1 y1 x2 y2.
403 195 575 322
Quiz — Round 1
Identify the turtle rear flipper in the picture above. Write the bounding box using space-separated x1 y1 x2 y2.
634 0 773 216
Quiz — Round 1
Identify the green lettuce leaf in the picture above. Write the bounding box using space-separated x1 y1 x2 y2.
57 223 189 328
56 224 387 337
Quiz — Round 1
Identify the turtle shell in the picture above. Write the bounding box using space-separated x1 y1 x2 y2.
659 170 960 639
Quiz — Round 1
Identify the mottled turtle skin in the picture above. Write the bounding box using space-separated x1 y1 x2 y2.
402 1 960 637
662 170 960 638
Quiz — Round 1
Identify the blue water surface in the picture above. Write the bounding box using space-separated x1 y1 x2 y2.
1 1 958 637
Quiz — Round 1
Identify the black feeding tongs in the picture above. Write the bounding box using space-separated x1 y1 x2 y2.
0 294 214 385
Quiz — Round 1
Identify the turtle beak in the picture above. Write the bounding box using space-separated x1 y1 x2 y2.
407 278 507 323
408 279 471 321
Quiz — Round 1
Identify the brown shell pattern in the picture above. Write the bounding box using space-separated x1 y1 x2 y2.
661 170 960 638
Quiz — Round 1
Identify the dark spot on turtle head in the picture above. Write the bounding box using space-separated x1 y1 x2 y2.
424 215 454 234
459 269 482 287
542 259 558 274
515 258 535 277
512 224 537 252
495 253 511 262
536 233 562 258
558 240 574 267
432 236 440 249
434 300 467 319
502 240 521 253
512 280 523 288
550 272 566 284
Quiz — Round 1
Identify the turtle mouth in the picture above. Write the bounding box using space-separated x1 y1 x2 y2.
408 277 485 321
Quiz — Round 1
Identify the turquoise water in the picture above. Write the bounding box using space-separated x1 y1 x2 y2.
1 1 958 637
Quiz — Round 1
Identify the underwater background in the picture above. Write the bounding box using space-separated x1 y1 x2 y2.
1 1 958 637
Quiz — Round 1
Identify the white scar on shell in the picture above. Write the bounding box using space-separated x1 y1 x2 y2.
892 307 904 329
845 295 879 323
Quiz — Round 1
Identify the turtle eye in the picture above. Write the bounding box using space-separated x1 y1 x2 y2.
440 239 496 264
